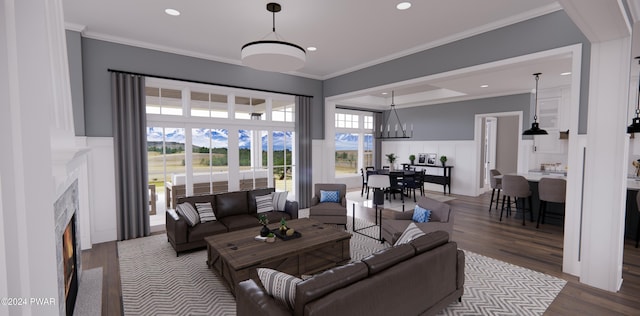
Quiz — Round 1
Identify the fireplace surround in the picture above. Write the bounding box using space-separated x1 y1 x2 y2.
55 180 82 316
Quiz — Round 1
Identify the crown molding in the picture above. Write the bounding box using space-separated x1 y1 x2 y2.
64 22 86 33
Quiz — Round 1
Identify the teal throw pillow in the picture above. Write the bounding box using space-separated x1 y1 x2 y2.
412 205 432 223
320 190 340 203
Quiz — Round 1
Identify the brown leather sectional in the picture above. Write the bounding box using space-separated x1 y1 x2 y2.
166 188 299 255
236 230 465 316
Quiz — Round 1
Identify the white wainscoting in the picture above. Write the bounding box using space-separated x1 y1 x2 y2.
382 140 477 196
86 137 118 244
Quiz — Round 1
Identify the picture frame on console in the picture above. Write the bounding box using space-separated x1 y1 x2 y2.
418 153 426 164
426 153 437 166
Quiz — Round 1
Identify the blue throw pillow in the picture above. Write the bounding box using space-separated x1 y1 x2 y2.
412 205 432 223
320 190 340 203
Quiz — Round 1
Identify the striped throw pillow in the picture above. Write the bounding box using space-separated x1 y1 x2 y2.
255 194 274 213
176 202 200 227
271 191 288 211
195 202 216 223
394 222 425 246
257 268 301 310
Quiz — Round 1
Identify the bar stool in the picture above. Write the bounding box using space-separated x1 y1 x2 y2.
537 177 566 228
489 169 502 213
500 175 533 226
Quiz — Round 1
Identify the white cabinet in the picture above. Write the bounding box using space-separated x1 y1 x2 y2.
533 95 566 154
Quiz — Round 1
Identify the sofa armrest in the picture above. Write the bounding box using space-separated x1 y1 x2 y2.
284 200 299 219
456 249 465 291
166 209 188 245
236 279 290 316
387 210 414 220
310 195 320 206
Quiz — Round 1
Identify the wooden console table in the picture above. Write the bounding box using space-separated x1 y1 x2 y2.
409 164 453 195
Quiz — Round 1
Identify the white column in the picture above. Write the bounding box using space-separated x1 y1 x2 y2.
0 0 64 314
580 37 631 291
228 128 240 191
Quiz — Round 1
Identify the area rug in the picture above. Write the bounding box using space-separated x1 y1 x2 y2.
118 218 565 316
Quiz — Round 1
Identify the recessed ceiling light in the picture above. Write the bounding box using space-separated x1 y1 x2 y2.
396 2 412 10
480 84 489 88
307 47 317 52
560 72 571 76
165 8 180 16
382 92 388 95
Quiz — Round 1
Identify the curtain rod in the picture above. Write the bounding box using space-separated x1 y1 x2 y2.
108 69 314 98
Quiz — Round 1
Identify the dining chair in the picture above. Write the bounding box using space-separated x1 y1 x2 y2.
537 177 566 228
489 169 502 213
365 169 378 199
402 172 418 202
415 169 426 196
360 168 368 197
500 175 533 226
388 171 405 202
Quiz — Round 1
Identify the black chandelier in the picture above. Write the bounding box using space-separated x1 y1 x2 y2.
523 72 548 136
378 91 413 139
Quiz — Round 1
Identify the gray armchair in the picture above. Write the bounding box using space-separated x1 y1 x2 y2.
309 183 347 228
381 196 454 245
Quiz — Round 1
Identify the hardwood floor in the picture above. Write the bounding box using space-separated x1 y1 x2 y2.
81 191 640 315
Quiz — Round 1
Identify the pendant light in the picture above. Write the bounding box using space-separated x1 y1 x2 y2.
627 57 640 133
241 3 306 72
378 91 413 139
523 73 548 135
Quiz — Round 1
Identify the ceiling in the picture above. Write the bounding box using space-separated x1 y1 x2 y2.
63 0 577 108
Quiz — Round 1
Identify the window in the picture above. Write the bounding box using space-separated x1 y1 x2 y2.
146 87 182 115
334 110 374 176
190 91 228 118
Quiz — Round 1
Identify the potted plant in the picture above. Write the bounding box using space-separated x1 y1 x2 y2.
266 232 276 243
409 154 416 165
258 214 270 237
439 155 448 167
385 153 397 170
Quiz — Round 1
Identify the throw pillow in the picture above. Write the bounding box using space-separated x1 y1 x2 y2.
176 202 200 227
257 268 302 309
412 205 432 223
195 202 216 223
255 194 274 213
272 191 288 211
394 222 425 246
319 190 340 203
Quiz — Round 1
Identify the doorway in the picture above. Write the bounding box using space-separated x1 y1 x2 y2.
476 112 521 194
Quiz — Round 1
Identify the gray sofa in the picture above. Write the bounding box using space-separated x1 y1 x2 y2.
166 188 298 255
236 230 464 316
382 196 454 245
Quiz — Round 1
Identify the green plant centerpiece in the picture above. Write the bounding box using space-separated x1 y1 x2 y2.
409 154 416 165
258 214 270 237
266 232 276 243
439 155 448 166
385 153 398 169
279 217 296 237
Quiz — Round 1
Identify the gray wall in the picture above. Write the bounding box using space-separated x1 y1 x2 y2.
496 116 519 174
66 30 85 136
323 10 591 134
381 93 531 141
76 35 324 138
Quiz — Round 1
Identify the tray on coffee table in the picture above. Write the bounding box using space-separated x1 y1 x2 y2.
271 229 302 240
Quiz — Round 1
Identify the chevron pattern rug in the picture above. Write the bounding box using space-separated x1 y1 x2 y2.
118 218 565 316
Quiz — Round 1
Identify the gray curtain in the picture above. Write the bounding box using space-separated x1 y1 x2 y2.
373 112 383 169
295 96 313 208
111 72 150 240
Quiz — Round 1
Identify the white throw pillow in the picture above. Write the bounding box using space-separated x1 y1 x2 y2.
255 194 274 213
394 222 425 246
257 268 301 309
271 191 288 211
195 202 216 223
176 202 200 227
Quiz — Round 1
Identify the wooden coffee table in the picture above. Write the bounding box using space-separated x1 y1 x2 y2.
205 218 351 293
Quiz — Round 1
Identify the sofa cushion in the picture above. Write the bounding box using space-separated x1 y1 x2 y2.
394 222 426 246
295 262 368 315
215 191 249 218
257 268 302 310
176 202 200 226
195 202 216 223
260 211 292 224
361 243 414 274
187 220 227 242
220 214 259 231
309 202 347 216
255 194 274 213
412 205 431 223
409 231 449 254
248 188 275 213
272 191 288 211
417 196 450 222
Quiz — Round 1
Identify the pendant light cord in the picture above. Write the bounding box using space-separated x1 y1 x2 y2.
533 73 540 122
